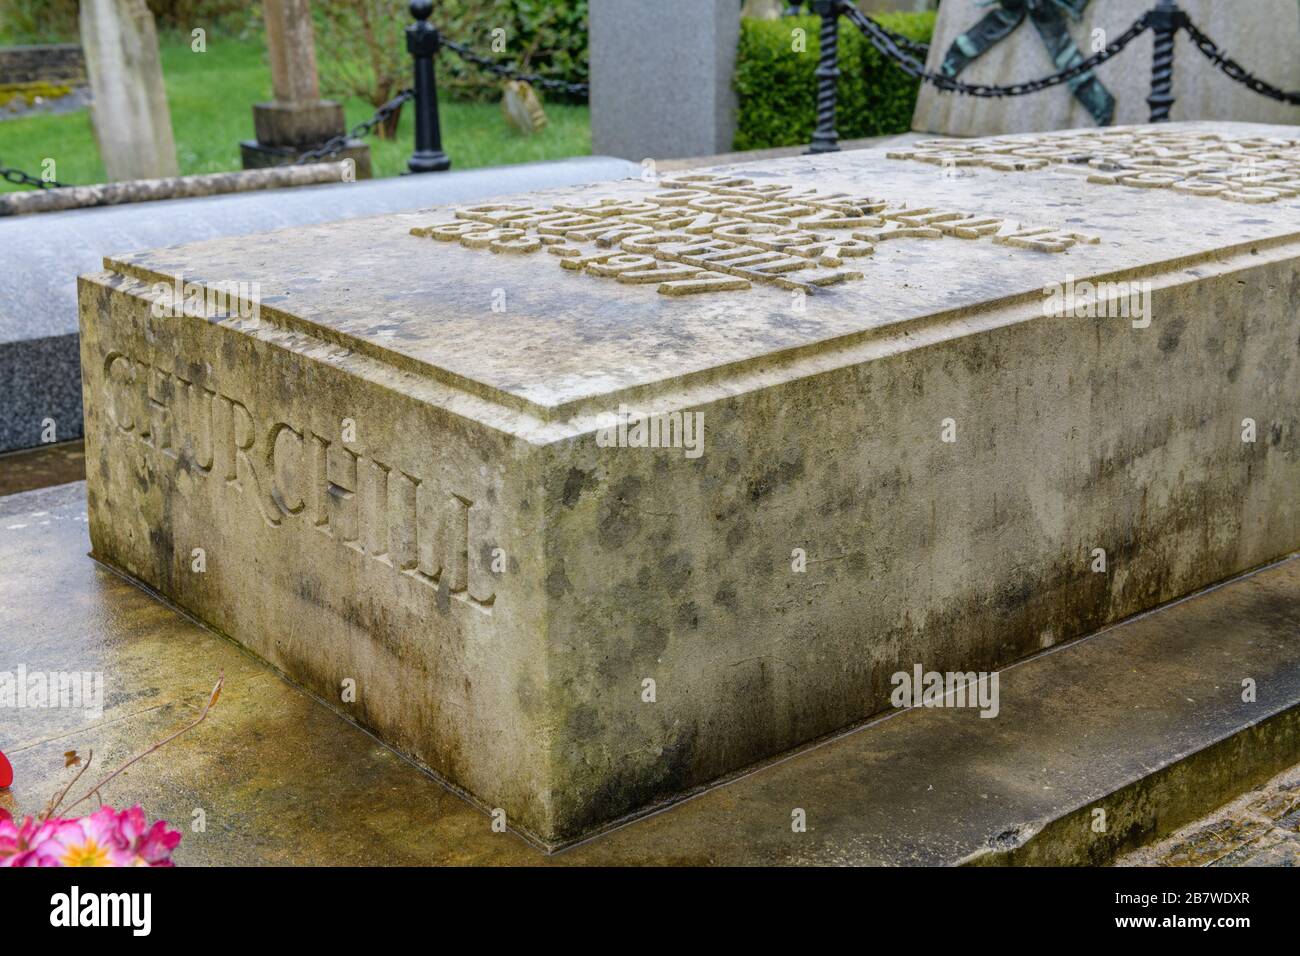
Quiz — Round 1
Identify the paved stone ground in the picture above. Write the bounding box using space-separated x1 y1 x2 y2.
1117 763 1300 867
4 447 1298 865
0 439 84 496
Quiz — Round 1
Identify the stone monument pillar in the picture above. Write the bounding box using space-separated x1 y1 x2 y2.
590 0 740 161
79 0 179 182
240 0 372 178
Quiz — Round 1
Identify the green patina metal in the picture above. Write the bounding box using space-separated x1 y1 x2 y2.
942 0 1115 126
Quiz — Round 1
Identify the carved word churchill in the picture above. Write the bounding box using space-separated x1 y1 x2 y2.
100 349 495 612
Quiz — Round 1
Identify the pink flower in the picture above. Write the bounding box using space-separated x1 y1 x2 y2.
0 805 181 867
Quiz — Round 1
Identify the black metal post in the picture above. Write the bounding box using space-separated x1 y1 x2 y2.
1147 0 1185 123
407 0 451 173
808 0 841 153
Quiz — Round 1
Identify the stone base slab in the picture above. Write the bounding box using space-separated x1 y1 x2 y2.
0 332 82 451
252 99 346 148
5 481 1300 865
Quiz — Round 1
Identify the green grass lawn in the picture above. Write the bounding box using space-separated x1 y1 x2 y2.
0 31 591 191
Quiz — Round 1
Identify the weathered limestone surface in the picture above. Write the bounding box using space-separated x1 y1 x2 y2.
913 0 1300 136
0 155 638 454
79 122 1300 847
78 0 179 181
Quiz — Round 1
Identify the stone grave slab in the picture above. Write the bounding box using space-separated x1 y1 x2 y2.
79 0 178 181
77 121 1300 848
913 0 1300 137
0 155 640 455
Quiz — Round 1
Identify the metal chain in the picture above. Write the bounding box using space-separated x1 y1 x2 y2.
787 0 930 58
864 16 931 59
1183 19 1300 106
286 88 415 166
441 37 589 96
1 162 65 189
842 0 1151 99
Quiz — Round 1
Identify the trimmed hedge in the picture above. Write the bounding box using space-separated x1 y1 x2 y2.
733 11 936 151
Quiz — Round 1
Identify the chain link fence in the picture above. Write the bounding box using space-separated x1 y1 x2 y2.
285 89 415 167
1182 20 1300 107
441 37 590 99
1 162 65 190
285 24 592 168
845 3 1151 100
6 2 1297 189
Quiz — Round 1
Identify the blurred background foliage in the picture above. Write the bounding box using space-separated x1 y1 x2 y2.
0 0 592 187
0 0 590 106
1 0 261 42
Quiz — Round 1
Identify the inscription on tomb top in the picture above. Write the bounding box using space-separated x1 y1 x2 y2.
887 129 1300 205
410 173 1101 297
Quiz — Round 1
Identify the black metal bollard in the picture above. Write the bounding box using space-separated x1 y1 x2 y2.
807 0 842 154
1146 0 1185 123
407 0 452 173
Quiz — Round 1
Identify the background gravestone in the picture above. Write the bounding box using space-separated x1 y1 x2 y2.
239 0 371 178
912 0 1300 136
78 0 179 181
590 0 740 161
741 0 785 18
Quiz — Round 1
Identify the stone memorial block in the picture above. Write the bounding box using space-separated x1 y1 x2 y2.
913 0 1300 137
78 121 1300 848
